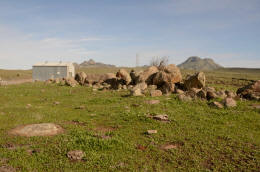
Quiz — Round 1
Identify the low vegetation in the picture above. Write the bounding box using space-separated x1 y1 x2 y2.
0 66 259 171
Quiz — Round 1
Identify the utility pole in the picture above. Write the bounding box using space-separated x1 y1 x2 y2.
136 53 139 67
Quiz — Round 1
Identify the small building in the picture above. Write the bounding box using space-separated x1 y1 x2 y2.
32 62 75 81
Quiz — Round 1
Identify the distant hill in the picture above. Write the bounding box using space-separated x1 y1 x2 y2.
74 59 116 68
178 56 223 70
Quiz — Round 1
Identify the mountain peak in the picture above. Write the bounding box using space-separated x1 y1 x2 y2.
178 56 222 71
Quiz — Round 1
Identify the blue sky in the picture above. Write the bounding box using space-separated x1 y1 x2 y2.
0 0 259 69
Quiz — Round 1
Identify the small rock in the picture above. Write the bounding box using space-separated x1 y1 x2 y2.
210 101 223 109
147 130 157 134
161 144 178 150
75 105 85 109
145 100 160 105
67 150 85 161
177 94 192 101
207 90 218 100
150 90 162 97
130 88 143 96
53 101 60 105
223 97 237 107
175 89 184 94
252 104 260 109
153 114 169 121
26 104 32 108
197 90 207 99
225 90 236 98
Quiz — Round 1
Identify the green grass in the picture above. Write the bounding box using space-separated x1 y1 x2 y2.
0 82 259 171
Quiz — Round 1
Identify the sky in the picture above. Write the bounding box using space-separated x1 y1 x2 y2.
0 0 260 69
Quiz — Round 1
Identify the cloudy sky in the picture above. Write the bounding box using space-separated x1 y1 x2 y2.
0 0 259 69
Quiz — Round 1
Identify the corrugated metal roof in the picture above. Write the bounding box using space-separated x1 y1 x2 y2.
33 62 74 67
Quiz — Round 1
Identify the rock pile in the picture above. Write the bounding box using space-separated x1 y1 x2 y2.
237 80 260 101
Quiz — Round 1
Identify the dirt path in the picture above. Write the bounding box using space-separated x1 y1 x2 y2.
0 79 33 85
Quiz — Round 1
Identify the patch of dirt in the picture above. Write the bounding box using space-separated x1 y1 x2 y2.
9 123 64 137
136 144 146 151
160 141 184 150
0 165 16 172
145 100 160 105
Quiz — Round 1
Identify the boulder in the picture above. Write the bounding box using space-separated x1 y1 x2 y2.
210 101 223 109
65 77 78 87
150 90 163 97
67 150 85 161
237 80 260 100
184 72 206 90
206 90 218 100
223 97 237 107
136 66 159 84
225 90 236 98
133 82 147 91
130 70 138 85
116 69 131 85
130 88 143 96
160 82 175 94
153 64 182 86
177 94 192 101
197 90 207 99
75 72 87 85
216 90 227 99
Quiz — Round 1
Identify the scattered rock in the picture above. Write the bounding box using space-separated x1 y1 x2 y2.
67 150 85 161
75 72 87 85
26 104 32 108
150 90 162 97
223 97 237 107
177 94 192 101
133 82 147 91
206 90 218 100
161 144 178 150
65 77 78 87
147 85 157 91
197 90 207 99
130 88 143 96
216 90 227 99
175 89 184 94
225 90 236 98
53 101 60 105
184 72 206 90
252 104 260 109
136 144 146 151
210 101 224 109
237 80 260 100
147 130 157 134
153 114 169 121
9 123 64 137
136 66 159 84
145 100 160 105
116 69 132 85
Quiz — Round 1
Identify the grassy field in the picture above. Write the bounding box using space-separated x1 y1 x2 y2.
0 68 259 171
0 80 259 171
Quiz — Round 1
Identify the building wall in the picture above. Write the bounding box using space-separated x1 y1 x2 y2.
32 66 68 81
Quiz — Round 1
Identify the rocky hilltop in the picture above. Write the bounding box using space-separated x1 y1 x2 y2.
74 59 116 68
178 56 222 70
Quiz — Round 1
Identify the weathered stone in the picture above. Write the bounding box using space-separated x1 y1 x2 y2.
67 150 85 161
175 89 184 94
197 90 207 99
133 82 147 91
145 100 160 105
9 123 64 137
237 80 260 100
184 72 206 90
210 101 223 109
225 90 236 98
223 97 237 107
130 70 138 85
147 85 157 91
207 90 218 100
160 82 175 94
216 90 227 99
130 88 143 96
75 72 87 85
150 90 162 97
153 114 169 121
116 69 131 85
147 130 157 134
136 66 159 84
177 94 192 101
65 77 78 87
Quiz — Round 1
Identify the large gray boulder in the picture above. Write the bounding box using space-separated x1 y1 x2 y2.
75 72 87 85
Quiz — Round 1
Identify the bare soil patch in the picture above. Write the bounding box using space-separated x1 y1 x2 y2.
9 123 64 137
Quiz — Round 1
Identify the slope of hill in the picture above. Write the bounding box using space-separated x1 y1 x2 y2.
178 56 223 70
74 59 116 68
